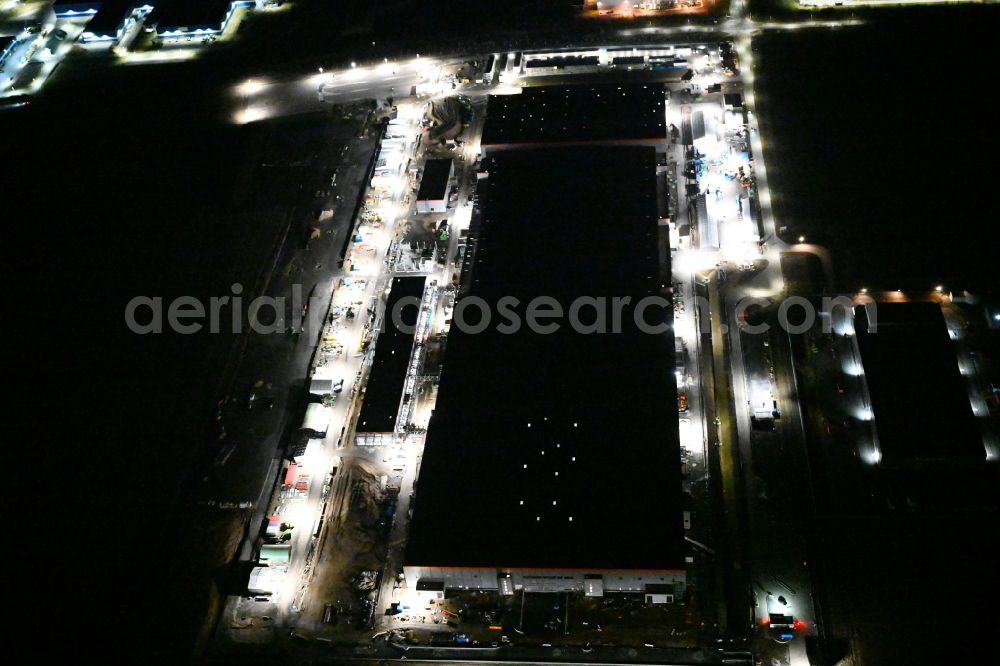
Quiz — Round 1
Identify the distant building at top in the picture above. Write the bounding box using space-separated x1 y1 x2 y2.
60 0 277 48
149 0 255 41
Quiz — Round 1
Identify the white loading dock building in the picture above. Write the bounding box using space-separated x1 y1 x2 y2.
403 567 687 598
302 403 332 438
308 377 340 396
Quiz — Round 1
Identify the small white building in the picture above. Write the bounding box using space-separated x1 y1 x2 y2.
303 403 332 437
308 377 340 396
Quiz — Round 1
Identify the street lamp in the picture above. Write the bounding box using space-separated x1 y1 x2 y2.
798 235 805 243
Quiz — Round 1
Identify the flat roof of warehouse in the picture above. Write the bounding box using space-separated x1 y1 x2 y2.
53 1 101 13
85 0 132 34
356 276 426 434
854 302 983 464
481 83 667 147
405 146 684 570
416 158 452 202
153 0 235 29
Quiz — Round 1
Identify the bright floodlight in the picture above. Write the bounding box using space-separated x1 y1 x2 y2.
238 78 267 96
235 107 268 124
307 71 331 87
844 360 863 377
863 448 882 465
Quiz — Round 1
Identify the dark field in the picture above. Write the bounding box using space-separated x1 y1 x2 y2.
753 6 1000 295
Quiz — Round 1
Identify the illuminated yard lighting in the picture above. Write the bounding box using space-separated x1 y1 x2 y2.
837 320 856 336
235 106 269 124
237 78 268 96
307 71 332 87
863 448 882 465
674 249 718 275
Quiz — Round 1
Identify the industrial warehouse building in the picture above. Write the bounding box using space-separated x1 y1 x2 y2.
415 158 453 214
62 0 265 46
78 0 145 44
356 276 430 445
853 302 987 468
404 135 686 595
151 0 255 40
52 2 101 18
480 82 668 151
0 36 16 65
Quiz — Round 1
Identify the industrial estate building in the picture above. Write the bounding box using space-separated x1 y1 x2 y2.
480 82 667 151
78 0 145 43
61 0 268 47
415 158 453 214
0 36 16 66
356 276 434 446
151 0 254 41
404 83 686 597
51 1 101 18
853 302 986 468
